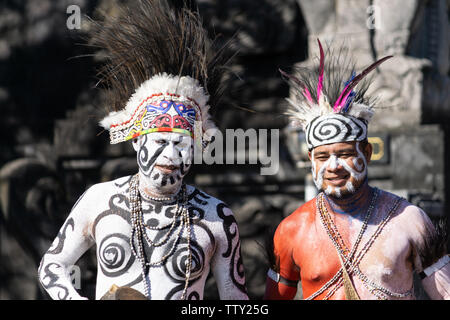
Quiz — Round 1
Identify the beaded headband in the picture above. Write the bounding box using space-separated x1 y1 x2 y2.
100 73 216 150
283 39 392 150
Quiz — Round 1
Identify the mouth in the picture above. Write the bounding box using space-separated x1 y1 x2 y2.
154 164 180 174
325 175 349 186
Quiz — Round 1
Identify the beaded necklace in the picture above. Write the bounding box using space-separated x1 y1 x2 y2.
306 189 377 300
129 174 192 300
308 190 413 300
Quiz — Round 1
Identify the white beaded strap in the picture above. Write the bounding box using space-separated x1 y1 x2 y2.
420 255 450 279
267 269 279 283
267 269 299 287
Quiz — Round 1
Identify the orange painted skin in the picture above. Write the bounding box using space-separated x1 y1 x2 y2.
264 141 448 300
264 141 372 300
265 197 352 299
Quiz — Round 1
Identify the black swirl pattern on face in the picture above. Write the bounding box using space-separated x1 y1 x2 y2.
137 135 168 176
98 233 135 277
306 114 367 149
179 162 191 176
47 218 74 255
217 203 247 294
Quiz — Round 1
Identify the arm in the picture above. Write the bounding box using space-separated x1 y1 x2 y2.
263 219 300 300
420 255 450 300
38 189 96 300
407 205 450 300
211 203 248 300
264 270 298 300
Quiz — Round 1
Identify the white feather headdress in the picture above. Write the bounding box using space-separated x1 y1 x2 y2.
282 39 392 149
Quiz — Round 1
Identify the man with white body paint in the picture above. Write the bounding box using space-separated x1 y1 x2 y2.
38 0 248 300
264 40 450 300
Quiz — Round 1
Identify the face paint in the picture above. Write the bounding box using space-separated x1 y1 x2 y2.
311 142 368 198
134 132 193 197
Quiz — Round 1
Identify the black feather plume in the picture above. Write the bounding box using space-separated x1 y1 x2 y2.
419 218 448 270
88 0 233 114
256 226 280 273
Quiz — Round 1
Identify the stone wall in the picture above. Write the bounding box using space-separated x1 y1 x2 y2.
0 0 448 299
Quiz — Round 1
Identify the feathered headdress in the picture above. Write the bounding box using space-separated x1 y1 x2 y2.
89 0 232 149
282 39 392 150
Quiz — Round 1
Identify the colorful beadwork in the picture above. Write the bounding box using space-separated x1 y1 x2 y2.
109 96 198 144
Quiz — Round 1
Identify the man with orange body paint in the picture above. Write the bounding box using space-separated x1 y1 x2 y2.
264 41 450 300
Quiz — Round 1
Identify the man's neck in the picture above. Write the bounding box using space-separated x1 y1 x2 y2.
138 172 182 200
324 180 373 216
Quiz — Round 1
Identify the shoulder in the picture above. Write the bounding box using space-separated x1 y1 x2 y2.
186 185 231 214
376 189 433 238
276 197 317 236
71 175 133 214
378 189 430 224
83 175 132 199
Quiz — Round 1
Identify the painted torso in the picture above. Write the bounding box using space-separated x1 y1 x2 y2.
39 175 248 300
273 188 433 300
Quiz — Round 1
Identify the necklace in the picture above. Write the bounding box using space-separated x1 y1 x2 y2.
309 190 412 300
129 174 192 300
306 188 377 300
139 189 175 202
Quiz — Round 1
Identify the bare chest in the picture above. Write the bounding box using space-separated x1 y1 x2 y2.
294 211 414 299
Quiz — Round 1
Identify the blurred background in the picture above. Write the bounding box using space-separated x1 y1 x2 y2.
0 0 449 300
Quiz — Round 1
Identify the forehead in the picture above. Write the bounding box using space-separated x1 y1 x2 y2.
313 141 358 155
143 132 193 142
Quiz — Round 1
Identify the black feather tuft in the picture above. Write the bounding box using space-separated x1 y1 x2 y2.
87 0 234 114
419 218 448 270
256 226 280 273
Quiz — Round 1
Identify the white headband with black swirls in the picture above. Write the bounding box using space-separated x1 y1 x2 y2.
305 114 368 150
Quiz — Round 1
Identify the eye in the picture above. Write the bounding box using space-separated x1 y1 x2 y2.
315 155 329 161
338 152 356 159
155 139 167 145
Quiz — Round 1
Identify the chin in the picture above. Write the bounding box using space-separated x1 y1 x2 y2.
323 178 366 199
323 182 353 198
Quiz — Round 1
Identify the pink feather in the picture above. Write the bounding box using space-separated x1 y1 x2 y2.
303 87 313 103
333 55 393 112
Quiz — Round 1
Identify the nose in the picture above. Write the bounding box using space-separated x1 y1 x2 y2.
160 142 181 164
326 155 342 171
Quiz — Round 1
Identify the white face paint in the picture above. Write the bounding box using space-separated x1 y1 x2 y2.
132 132 193 197
311 141 368 198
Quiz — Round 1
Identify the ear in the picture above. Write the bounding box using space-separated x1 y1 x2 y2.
308 150 312 161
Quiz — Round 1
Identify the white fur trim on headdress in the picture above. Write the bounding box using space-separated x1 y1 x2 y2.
99 73 217 147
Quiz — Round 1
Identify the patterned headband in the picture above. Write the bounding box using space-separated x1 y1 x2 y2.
305 114 367 150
